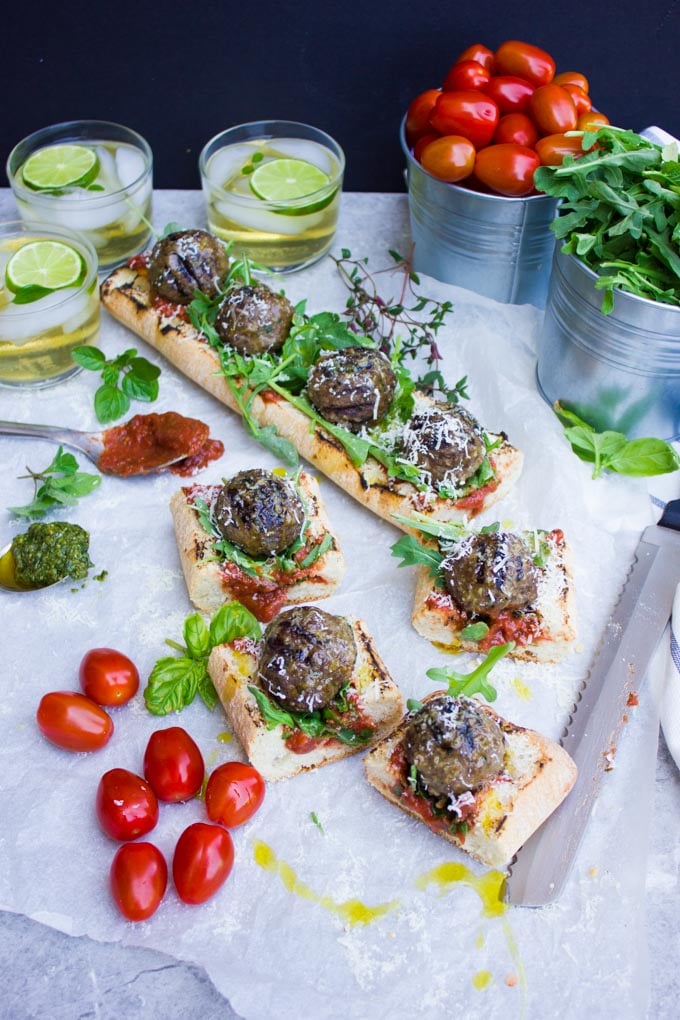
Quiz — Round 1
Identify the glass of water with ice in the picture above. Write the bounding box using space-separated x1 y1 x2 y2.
7 120 153 272
199 120 345 273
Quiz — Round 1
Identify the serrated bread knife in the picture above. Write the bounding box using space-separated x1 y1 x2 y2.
505 499 680 906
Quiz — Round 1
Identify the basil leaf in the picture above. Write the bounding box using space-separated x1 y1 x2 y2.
459 622 489 641
197 671 219 711
607 437 680 477
248 685 296 730
94 383 130 424
184 613 211 659
144 656 205 715
121 372 159 402
72 345 106 370
209 601 262 646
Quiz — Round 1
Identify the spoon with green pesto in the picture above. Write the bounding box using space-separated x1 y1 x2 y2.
0 522 91 593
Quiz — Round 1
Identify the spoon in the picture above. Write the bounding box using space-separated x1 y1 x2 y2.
0 540 62 592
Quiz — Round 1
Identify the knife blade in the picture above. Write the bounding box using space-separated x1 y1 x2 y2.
505 498 680 906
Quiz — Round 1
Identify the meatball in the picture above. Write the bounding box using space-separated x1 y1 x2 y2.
213 469 304 557
258 606 357 712
397 403 486 487
214 284 294 356
306 346 397 431
443 531 538 616
148 229 229 303
404 695 506 799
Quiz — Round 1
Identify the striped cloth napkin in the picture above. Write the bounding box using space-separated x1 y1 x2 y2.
660 584 680 768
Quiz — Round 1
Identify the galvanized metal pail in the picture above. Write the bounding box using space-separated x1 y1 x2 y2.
400 120 559 307
536 249 680 441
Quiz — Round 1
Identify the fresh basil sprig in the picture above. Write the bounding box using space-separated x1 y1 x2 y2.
9 446 101 518
144 601 262 715
426 643 515 703
554 402 680 479
71 345 161 424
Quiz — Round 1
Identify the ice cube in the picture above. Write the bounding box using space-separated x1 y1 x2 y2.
215 198 323 235
61 292 94 333
207 144 258 187
95 145 121 191
115 146 146 189
0 288 83 344
271 138 337 175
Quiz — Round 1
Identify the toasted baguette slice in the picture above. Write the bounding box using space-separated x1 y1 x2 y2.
100 266 522 529
364 694 577 868
207 618 405 781
411 529 576 663
170 470 345 618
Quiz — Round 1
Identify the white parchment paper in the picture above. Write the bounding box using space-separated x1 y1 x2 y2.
0 192 665 1019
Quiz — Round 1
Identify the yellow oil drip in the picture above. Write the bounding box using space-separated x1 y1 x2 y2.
472 970 493 990
511 677 532 701
415 861 506 918
216 731 232 743
253 840 400 927
475 929 485 949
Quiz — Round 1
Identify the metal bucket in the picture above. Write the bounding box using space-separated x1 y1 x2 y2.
536 249 680 441
400 119 559 307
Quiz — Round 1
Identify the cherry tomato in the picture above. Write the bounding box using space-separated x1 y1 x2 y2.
535 133 589 166
413 131 440 161
561 84 592 117
110 842 167 921
483 75 535 115
553 70 589 93
172 822 234 905
442 59 490 92
578 110 610 130
493 113 538 149
418 135 476 183
205 762 266 828
528 84 578 135
474 144 541 197
79 648 139 707
454 43 494 71
96 768 159 842
143 726 205 803
36 691 113 752
494 40 555 87
430 91 499 149
405 88 441 144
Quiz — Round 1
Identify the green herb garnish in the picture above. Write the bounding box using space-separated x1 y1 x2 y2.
71 345 161 424
426 643 514 703
9 446 101 518
310 811 325 834
248 682 373 747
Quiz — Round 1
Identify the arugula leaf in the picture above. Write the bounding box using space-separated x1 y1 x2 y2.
426 643 514 703
391 535 444 577
9 446 101 518
72 345 161 424
247 683 372 746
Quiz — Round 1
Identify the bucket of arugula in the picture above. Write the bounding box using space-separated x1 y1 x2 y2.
535 126 680 442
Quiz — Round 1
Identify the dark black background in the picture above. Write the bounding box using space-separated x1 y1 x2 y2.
2 1 678 192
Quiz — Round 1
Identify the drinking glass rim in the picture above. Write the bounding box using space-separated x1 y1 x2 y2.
0 219 99 315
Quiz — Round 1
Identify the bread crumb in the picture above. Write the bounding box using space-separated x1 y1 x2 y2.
588 867 598 878
505 974 518 987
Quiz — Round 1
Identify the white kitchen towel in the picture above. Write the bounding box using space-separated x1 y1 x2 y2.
659 583 680 768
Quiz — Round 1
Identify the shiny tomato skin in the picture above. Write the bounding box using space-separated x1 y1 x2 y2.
493 113 539 148
553 70 589 93
143 727 205 803
474 144 541 197
172 823 234 905
483 75 535 115
561 84 592 117
413 131 441 161
494 40 556 86
443 59 490 92
79 648 140 707
205 762 266 828
37 691 113 752
418 135 476 182
455 43 494 71
430 91 499 149
110 842 167 921
97 768 159 842
405 89 441 144
535 133 589 166
528 84 578 135
578 110 610 130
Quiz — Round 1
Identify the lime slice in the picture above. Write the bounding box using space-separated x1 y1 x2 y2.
5 240 86 300
21 144 100 191
249 158 333 213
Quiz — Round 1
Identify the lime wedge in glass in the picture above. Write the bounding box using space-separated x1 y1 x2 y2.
5 240 86 304
21 144 100 191
249 158 334 214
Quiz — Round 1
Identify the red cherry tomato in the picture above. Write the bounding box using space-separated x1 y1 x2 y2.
494 40 556 87
405 88 441 144
96 768 159 842
535 133 590 166
143 727 205 803
418 135 476 183
172 822 234 905
205 762 266 828
79 648 139 707
455 43 494 71
442 59 490 92
430 91 499 149
578 110 610 131
36 691 113 752
528 84 578 135
553 70 589 94
110 842 167 921
413 131 441 161
474 144 541 197
493 113 538 148
561 84 592 117
483 75 535 115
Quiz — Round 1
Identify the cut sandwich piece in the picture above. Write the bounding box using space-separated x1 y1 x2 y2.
207 605 405 781
364 691 577 869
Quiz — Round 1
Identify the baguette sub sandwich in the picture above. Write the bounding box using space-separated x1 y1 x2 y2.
101 229 523 530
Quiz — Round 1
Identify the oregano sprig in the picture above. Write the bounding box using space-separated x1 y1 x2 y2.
9 446 101 518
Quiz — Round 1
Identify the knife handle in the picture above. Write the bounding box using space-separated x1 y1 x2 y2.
659 498 680 531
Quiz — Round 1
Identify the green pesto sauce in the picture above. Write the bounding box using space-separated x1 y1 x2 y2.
11 522 91 589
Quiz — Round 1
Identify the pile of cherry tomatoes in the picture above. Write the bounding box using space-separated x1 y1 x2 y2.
36 647 265 921
405 39 609 197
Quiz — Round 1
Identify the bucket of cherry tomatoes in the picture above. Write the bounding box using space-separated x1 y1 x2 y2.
402 40 608 306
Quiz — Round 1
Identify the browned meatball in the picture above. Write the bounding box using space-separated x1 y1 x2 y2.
443 531 538 616
404 695 506 799
213 469 304 557
214 284 294 356
306 346 397 431
398 403 486 487
148 229 229 303
258 606 357 712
